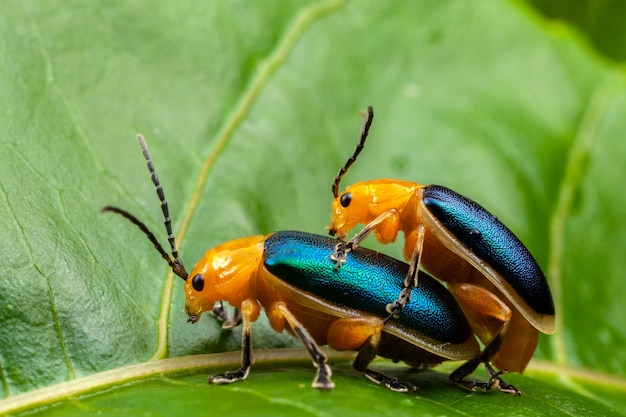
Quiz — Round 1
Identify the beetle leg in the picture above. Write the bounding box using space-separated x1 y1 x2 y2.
328 316 416 392
385 225 425 320
331 210 398 268
356 330 417 392
363 369 417 393
225 307 243 328
274 302 334 389
484 363 520 395
447 283 520 395
449 333 519 396
209 299 256 385
212 301 229 321
212 302 243 329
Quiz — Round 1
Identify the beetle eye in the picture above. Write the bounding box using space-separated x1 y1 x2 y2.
340 192 352 208
192 273 204 291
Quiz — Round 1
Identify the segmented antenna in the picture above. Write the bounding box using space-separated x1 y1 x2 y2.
331 106 374 198
101 135 188 281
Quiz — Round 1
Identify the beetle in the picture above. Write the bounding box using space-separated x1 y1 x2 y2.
102 135 519 393
328 106 555 378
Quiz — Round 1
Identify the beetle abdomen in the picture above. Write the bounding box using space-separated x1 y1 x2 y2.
264 230 472 344
423 185 554 316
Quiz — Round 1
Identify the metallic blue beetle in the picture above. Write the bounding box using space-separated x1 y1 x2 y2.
329 106 555 379
103 135 520 393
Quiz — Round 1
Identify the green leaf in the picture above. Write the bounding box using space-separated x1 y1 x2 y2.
1 0 625 415
527 0 626 62
0 351 624 416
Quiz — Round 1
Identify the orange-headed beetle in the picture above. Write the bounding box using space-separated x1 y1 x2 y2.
102 135 520 393
328 106 555 379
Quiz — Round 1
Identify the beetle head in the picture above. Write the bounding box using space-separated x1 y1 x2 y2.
329 180 416 239
184 236 265 323
328 182 371 238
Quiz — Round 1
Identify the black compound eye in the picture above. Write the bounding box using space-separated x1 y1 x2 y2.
192 273 204 292
340 192 352 208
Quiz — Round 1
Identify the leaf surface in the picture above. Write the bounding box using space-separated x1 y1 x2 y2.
0 0 625 415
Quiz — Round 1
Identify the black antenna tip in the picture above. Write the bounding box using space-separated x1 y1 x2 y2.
331 106 375 198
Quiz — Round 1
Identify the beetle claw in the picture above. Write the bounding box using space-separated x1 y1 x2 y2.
331 241 351 269
364 369 417 393
312 364 335 390
209 366 250 385
384 288 412 323
486 368 521 396
453 367 520 396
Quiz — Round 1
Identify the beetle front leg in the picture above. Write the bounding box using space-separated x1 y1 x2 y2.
331 210 399 268
212 302 243 329
209 300 256 384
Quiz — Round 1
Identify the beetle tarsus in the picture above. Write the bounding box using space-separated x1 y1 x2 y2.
331 241 351 269
331 211 396 269
455 374 519 396
312 364 335 390
485 364 520 396
384 287 412 322
364 369 417 393
209 367 250 385
450 357 520 396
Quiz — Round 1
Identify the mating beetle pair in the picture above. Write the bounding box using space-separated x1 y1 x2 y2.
328 107 554 383
103 107 554 394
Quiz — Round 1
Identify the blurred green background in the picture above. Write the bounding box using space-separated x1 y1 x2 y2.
0 0 625 415
530 0 626 61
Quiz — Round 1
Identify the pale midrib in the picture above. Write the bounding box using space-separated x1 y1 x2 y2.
0 353 623 416
149 0 346 361
548 74 622 367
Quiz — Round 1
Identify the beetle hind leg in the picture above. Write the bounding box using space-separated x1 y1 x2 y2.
355 332 417 392
449 351 520 396
328 315 416 392
484 363 520 395
364 369 417 392
447 282 520 395
446 309 520 395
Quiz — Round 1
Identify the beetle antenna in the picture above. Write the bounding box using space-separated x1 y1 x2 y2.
331 106 374 198
101 135 188 281
100 206 187 280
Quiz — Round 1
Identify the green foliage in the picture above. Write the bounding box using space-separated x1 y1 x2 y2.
529 0 626 61
0 0 624 415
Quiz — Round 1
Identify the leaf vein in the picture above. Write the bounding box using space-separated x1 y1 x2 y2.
149 0 347 361
548 74 623 367
0 182 76 381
